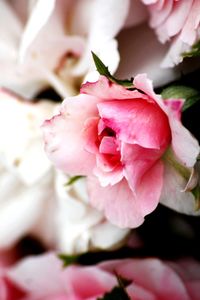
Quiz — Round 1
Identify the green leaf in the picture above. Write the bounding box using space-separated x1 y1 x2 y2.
182 40 200 58
65 175 84 186
58 253 78 267
191 185 200 211
92 52 134 88
161 85 200 111
98 275 131 300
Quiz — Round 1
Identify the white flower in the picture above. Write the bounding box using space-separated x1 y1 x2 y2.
0 0 130 98
0 89 129 253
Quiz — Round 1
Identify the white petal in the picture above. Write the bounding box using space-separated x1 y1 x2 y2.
54 172 129 253
0 170 52 249
19 0 56 62
74 0 129 76
0 89 56 184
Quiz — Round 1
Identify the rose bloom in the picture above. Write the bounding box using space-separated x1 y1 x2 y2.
0 88 129 253
43 74 200 228
0 0 133 98
141 0 200 67
7 253 200 299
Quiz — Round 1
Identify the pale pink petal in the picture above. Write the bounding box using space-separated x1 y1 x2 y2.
160 161 200 216
87 177 144 228
133 73 160 102
97 99 171 149
127 284 156 300
93 164 123 187
91 153 164 221
62 266 116 298
161 35 189 67
8 253 64 298
149 0 173 28
42 94 99 175
162 0 193 38
81 75 146 100
169 118 200 168
9 253 116 299
100 258 190 300
180 0 200 45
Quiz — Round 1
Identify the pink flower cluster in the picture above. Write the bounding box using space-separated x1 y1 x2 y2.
1 253 199 300
43 74 199 228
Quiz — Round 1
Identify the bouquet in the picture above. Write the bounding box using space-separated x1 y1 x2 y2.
0 1 200 299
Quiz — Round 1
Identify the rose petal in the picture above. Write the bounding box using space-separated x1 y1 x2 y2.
81 75 146 100
160 161 200 215
42 94 99 175
97 99 171 149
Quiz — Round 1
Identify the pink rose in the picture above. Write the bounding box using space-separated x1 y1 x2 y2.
42 74 199 228
142 0 200 67
8 253 200 299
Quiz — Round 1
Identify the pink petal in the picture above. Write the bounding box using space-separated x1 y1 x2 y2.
97 99 171 149
149 0 173 28
135 160 164 215
169 118 200 168
87 177 144 228
8 253 65 298
121 143 164 192
163 0 193 38
133 73 160 103
163 98 184 120
180 0 200 45
101 258 190 300
99 136 119 155
88 161 163 228
93 164 123 187
42 94 99 175
81 75 146 100
62 266 116 298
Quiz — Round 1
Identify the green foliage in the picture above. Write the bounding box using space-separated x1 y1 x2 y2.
92 52 134 88
65 175 84 186
58 253 78 267
182 40 200 58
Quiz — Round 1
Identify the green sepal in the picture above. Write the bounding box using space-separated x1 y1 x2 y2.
92 52 134 88
65 175 84 186
161 85 200 111
98 274 131 300
58 253 79 267
182 40 200 58
191 186 200 211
